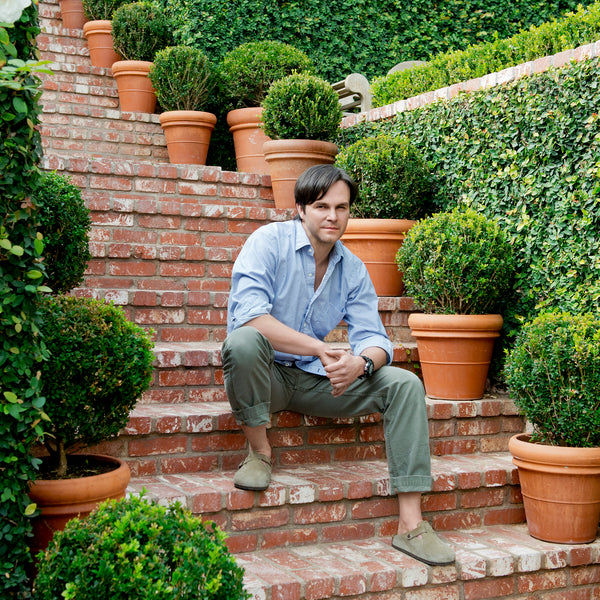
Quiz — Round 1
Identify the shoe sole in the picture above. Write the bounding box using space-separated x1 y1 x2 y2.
391 541 455 566
233 481 269 491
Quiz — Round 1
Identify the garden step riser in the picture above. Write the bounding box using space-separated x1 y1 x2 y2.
126 455 525 555
87 396 524 476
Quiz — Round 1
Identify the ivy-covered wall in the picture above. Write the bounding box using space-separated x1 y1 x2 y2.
338 56 600 339
164 0 595 83
0 1 49 596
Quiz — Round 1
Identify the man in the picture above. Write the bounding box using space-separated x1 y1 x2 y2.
221 164 454 566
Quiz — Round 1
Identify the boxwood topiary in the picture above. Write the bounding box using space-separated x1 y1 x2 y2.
37 295 154 478
396 207 515 314
33 493 250 600
149 45 213 112
335 133 434 219
111 1 173 62
504 311 600 448
217 40 314 111
33 172 91 295
261 72 342 141
82 0 128 21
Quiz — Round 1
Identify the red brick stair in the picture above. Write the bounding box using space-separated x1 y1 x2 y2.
36 6 600 599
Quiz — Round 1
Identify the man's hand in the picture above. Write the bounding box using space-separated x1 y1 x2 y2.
321 349 364 397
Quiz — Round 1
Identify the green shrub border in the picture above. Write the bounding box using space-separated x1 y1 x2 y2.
372 0 600 106
1 4 53 597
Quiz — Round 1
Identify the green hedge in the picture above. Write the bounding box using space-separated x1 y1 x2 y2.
160 0 593 84
372 0 600 106
1 4 51 597
341 55 600 340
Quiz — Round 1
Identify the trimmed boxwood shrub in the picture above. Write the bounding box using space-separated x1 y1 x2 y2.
372 0 600 106
504 311 600 447
112 1 173 62
217 40 314 111
33 172 91 295
82 0 128 20
149 45 213 112
38 295 154 478
33 494 250 600
396 207 515 315
261 72 342 141
335 133 434 219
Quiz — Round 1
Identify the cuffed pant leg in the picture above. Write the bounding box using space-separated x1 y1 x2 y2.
221 327 277 427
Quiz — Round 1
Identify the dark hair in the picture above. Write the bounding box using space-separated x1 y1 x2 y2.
294 164 357 209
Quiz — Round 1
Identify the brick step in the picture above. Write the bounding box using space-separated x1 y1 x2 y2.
126 453 525 554
233 524 600 600
98 392 523 476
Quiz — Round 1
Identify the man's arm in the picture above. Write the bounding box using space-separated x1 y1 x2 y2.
324 346 387 397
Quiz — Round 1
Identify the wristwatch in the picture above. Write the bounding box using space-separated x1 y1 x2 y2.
359 355 374 379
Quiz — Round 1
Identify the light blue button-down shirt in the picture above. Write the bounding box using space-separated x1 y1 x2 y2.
227 219 394 376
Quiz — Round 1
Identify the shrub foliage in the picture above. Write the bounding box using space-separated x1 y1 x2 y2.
33 494 250 600
504 312 600 447
335 134 433 219
82 0 128 21
261 72 342 141
396 208 515 315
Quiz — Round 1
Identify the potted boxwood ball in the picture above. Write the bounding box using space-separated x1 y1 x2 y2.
33 494 250 600
149 45 216 165
82 0 127 67
395 207 515 400
28 295 154 556
505 311 600 544
335 133 434 296
218 40 314 174
110 1 173 113
261 72 343 209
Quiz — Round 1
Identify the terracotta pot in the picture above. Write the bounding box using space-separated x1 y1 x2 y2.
263 139 338 209
83 20 121 68
509 434 600 544
341 218 416 296
28 454 130 555
408 313 503 400
111 60 156 114
59 0 87 29
159 110 217 165
227 107 271 174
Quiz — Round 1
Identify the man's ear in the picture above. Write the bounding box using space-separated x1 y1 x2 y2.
296 204 304 220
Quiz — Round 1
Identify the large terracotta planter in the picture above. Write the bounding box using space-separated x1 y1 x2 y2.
159 110 217 165
408 313 503 400
59 0 87 29
111 60 156 114
341 218 415 296
263 139 338 209
28 454 130 555
227 107 271 174
83 20 121 68
509 434 600 544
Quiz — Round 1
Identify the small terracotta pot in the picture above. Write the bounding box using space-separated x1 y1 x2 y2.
83 20 121 68
408 313 503 400
159 110 217 165
28 454 130 555
263 139 338 209
111 60 156 114
227 107 271 174
59 0 87 29
509 434 600 544
341 218 416 296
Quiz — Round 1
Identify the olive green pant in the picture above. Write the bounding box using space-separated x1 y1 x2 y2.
222 326 432 493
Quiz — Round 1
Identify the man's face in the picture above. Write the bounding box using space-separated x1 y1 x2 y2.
297 180 351 250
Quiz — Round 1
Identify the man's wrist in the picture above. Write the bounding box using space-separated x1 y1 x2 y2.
358 355 374 378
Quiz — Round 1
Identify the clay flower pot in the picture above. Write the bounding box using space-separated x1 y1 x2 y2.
111 60 156 113
59 0 87 29
227 107 271 174
408 313 503 400
509 434 600 544
28 454 130 555
342 218 416 296
159 110 217 165
263 139 338 209
83 20 121 68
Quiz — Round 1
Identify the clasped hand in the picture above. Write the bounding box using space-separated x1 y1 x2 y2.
319 349 363 397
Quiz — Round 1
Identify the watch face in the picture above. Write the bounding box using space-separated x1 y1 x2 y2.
361 355 374 377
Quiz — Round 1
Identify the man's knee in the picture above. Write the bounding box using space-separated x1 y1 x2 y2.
222 326 271 369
